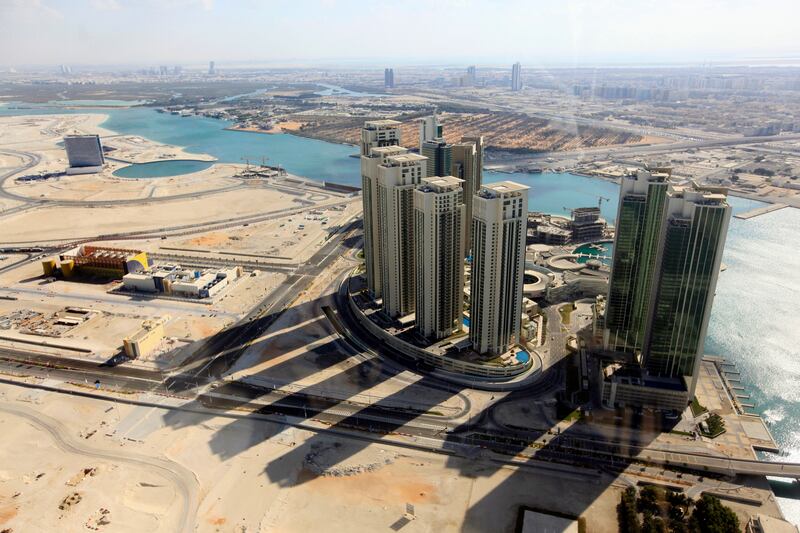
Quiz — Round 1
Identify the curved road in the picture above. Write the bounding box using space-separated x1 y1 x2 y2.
0 148 253 209
0 402 199 533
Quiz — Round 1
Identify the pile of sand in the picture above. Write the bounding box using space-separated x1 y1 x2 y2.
302 441 395 478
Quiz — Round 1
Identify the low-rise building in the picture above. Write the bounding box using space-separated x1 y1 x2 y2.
123 316 169 360
122 265 241 299
47 245 149 279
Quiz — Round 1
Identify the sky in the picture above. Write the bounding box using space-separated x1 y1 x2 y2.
1 0 799 67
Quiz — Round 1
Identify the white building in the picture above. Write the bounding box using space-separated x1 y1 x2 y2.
360 120 402 298
377 153 428 318
360 119 401 157
418 115 441 152
414 176 465 340
470 181 529 355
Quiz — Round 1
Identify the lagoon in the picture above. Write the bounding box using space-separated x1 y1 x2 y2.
113 160 214 179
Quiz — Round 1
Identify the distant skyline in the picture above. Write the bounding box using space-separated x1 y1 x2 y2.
1 0 799 67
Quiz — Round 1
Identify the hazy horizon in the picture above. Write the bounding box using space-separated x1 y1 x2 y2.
2 0 800 68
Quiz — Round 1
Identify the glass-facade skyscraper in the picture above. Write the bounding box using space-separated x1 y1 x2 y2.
604 170 731 399
421 139 452 178
604 169 669 354
643 186 731 393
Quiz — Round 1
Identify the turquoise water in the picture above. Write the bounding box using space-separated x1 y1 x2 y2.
2 104 798 521
573 242 615 265
113 160 213 178
486 171 620 221
516 351 530 364
1 99 148 108
0 105 361 185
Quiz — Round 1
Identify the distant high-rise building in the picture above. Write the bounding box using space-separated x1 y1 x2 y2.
604 169 670 354
59 64 72 75
360 120 403 298
64 135 105 175
452 136 484 255
384 68 395 89
159 65 169 76
208 61 216 75
511 62 523 91
470 181 529 355
377 153 428 317
421 139 452 178
465 65 477 86
642 184 730 396
414 176 465 340
173 65 182 76
418 115 442 152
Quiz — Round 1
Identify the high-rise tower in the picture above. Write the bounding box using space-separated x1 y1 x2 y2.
511 62 523 91
452 136 484 255
414 176 465 340
604 169 670 354
470 182 529 355
384 68 395 89
465 65 477 86
418 115 442 152
377 153 428 318
643 184 731 396
421 139 452 178
360 120 403 298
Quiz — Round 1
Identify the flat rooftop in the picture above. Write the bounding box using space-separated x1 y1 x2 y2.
386 153 427 163
364 119 401 128
421 175 464 188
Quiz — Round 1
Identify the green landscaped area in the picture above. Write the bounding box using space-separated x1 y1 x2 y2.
701 413 726 438
617 486 740 533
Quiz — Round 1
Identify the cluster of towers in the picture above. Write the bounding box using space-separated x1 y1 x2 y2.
360 118 528 356
603 168 731 399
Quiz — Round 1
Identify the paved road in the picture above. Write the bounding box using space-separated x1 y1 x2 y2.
0 401 200 532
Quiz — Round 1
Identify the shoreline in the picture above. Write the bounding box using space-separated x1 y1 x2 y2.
8 107 796 211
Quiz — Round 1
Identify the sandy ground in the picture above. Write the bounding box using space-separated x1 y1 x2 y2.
2 187 308 243
0 258 238 361
0 113 210 164
0 113 230 206
0 379 626 533
228 120 305 135
5 163 242 203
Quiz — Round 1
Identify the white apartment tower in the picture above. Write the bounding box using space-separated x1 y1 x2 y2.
418 114 442 152
360 120 402 298
377 153 428 318
469 181 529 355
414 176 466 340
